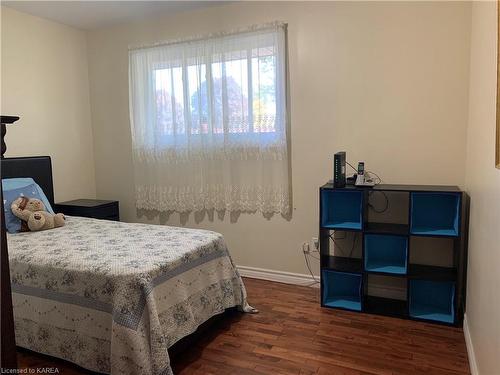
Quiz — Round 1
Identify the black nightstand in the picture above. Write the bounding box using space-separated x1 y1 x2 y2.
54 199 120 221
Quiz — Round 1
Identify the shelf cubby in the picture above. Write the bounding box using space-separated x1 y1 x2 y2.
364 296 408 318
410 192 461 237
364 234 408 275
409 279 455 324
322 270 362 311
321 255 363 274
321 189 363 230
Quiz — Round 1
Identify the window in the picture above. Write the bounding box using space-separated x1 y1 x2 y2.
130 23 287 151
129 23 290 214
153 50 276 137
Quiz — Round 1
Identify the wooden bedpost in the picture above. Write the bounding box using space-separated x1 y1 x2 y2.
1 115 19 371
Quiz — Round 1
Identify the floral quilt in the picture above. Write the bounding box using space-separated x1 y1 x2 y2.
7 216 253 374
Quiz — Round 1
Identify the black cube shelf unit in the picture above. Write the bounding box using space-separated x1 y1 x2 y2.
319 183 469 326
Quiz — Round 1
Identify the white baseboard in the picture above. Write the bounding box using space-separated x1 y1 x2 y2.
237 265 406 299
237 265 319 287
463 314 479 375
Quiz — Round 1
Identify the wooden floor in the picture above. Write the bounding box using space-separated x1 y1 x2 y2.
17 277 470 375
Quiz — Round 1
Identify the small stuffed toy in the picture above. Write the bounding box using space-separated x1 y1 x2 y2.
11 196 65 232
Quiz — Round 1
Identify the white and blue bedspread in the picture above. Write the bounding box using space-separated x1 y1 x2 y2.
8 216 253 374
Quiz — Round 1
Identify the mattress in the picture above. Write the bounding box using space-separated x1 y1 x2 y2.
7 216 253 374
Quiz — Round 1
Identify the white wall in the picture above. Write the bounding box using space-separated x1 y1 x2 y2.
464 2 500 374
1 6 96 202
86 1 472 275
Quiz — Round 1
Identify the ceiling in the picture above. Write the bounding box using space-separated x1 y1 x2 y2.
2 1 224 30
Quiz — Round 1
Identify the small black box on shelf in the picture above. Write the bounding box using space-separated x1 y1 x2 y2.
333 151 346 188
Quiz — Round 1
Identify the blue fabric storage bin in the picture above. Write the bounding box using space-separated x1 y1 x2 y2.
322 270 362 311
321 190 363 230
364 234 408 275
410 192 460 237
409 279 455 324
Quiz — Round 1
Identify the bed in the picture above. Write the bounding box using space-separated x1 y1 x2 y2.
3 156 255 375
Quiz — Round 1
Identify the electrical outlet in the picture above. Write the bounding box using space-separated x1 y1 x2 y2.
302 241 310 254
312 237 319 250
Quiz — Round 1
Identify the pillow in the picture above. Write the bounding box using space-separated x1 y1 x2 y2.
3 184 44 233
2 178 54 214
2 178 34 190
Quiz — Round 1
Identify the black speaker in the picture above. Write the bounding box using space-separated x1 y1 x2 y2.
334 151 346 188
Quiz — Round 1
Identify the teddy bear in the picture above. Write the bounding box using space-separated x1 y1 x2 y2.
11 196 66 232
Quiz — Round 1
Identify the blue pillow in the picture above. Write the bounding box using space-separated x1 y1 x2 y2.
2 178 54 214
3 184 44 233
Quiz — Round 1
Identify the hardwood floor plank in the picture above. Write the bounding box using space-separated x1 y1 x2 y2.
17 277 470 375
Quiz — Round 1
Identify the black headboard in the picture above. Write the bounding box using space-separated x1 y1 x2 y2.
1 156 55 207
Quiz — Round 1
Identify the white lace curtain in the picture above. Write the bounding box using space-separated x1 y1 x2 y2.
129 23 290 214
